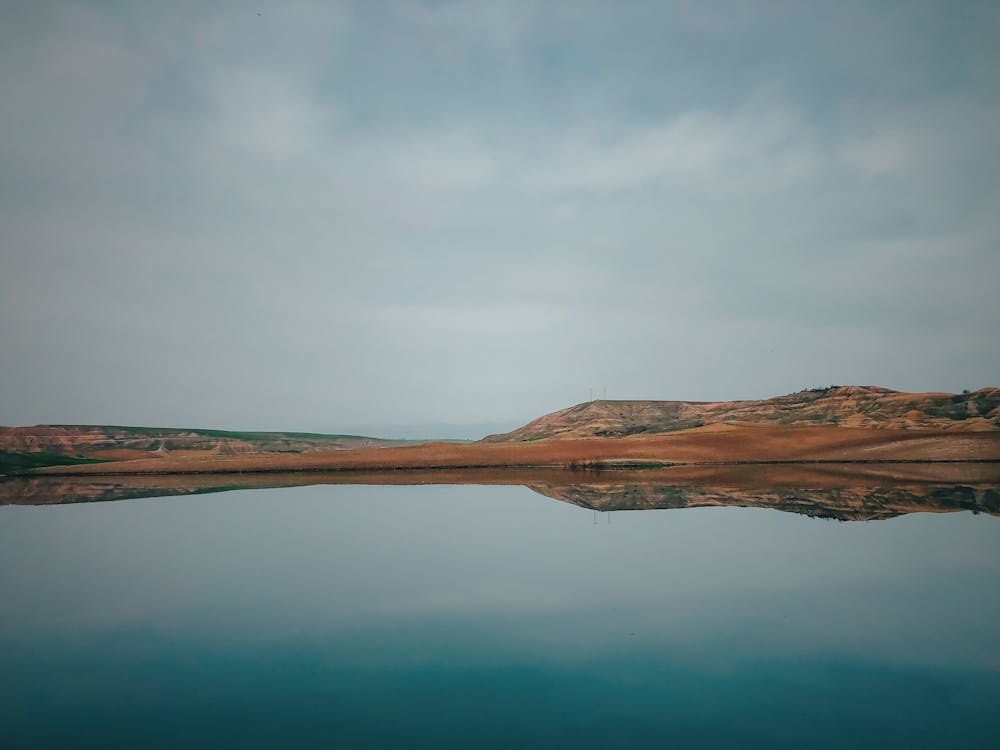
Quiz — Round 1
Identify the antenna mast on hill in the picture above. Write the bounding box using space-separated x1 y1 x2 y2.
589 388 593 402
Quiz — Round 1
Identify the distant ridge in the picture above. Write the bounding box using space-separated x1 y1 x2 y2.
6 386 1000 476
0 425 414 474
483 386 1000 442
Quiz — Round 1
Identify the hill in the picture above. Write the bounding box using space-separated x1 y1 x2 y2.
22 424 1000 476
7 386 1000 476
483 386 1000 442
0 425 415 474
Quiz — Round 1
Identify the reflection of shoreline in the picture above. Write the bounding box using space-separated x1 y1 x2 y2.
529 483 1000 522
2 465 999 522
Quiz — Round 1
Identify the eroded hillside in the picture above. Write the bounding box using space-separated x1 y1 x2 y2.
484 386 1000 442
0 425 412 473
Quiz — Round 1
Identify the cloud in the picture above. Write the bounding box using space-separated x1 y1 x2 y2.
395 0 534 50
375 130 499 191
517 97 824 196
2 1 999 429
841 128 918 178
203 70 330 161
371 303 569 335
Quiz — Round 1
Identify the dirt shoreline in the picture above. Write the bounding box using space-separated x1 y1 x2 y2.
26 457 1000 477
23 425 1000 477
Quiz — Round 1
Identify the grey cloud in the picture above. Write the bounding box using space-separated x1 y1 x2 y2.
2 0 998 432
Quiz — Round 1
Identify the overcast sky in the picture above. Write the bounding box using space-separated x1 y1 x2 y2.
2 1 998 436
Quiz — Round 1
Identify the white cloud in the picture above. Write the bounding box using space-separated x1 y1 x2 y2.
396 0 534 50
841 128 917 177
376 131 499 191
517 99 824 196
3 1 999 427
371 303 569 335
203 70 330 161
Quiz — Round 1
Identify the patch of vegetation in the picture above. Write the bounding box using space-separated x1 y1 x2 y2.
803 385 838 394
185 429 389 442
0 451 107 475
596 425 649 437
595 421 703 436
674 420 705 430
924 400 972 421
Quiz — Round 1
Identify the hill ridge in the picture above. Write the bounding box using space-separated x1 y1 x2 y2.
483 386 1000 442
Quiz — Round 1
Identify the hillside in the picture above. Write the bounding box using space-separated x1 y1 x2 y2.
7 386 1000 476
22 424 1000 476
483 386 1000 442
0 425 414 474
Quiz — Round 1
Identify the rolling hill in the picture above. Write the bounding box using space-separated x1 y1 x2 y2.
0 425 415 474
483 386 1000 442
5 386 999 476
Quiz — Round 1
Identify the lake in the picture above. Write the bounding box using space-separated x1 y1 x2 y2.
2 476 999 748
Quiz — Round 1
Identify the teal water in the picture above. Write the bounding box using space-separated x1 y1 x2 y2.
2 484 999 748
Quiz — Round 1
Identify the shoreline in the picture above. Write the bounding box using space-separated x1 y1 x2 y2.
4 462 999 519
19 424 1000 478
19 457 1000 478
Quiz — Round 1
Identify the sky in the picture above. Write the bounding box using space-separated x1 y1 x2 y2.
1 0 998 437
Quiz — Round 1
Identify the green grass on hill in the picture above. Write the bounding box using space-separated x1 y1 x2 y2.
0 451 108 475
49 425 398 442
185 428 396 442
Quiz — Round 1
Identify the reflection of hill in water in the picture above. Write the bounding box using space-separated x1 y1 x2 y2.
0 473 329 506
527 482 1000 522
2 465 999 522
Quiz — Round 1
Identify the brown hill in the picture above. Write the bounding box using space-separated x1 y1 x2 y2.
483 386 1000 442
7 387 1000 476
26 424 1000 476
0 424 414 473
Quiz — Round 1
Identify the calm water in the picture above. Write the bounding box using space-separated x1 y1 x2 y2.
2 483 999 749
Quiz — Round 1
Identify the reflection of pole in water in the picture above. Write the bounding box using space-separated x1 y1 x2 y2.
608 511 612 527
593 509 598 525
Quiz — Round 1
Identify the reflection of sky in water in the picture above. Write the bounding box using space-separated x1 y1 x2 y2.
2 485 999 748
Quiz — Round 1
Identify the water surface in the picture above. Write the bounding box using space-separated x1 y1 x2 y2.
2 481 999 748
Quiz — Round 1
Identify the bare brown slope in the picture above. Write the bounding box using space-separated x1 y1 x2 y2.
484 386 1000 441
0 425 413 463
31 425 1000 476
